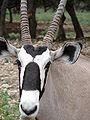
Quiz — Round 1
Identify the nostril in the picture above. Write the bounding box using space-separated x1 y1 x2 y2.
21 105 37 115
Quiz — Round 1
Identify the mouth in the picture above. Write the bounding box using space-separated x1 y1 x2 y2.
21 105 37 116
19 102 39 119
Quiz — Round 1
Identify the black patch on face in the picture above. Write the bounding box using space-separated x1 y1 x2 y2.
19 45 51 99
22 62 41 91
0 40 8 55
39 61 51 100
63 45 76 62
23 45 47 58
16 59 22 98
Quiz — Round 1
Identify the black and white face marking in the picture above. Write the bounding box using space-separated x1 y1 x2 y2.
17 45 51 118
0 37 82 118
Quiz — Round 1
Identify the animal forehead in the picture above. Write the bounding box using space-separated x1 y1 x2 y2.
23 45 48 57
18 45 51 66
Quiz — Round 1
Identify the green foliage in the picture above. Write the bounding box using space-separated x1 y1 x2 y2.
9 33 20 40
5 8 90 27
66 32 75 38
0 91 19 120
65 10 90 26
36 8 90 26
76 11 90 26
6 10 20 22
5 8 90 39
36 8 54 21
41 28 48 35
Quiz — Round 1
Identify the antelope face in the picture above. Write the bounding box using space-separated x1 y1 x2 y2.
17 45 51 118
13 42 82 118
0 0 82 119
0 37 82 119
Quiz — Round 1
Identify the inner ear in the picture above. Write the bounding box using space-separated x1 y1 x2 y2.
62 45 76 62
0 37 19 59
51 42 82 64
60 42 82 64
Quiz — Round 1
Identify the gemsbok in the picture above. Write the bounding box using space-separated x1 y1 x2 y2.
0 0 90 120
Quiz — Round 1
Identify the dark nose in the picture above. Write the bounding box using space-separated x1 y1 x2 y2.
21 105 37 115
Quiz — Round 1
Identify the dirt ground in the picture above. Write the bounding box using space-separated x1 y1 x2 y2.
0 22 90 112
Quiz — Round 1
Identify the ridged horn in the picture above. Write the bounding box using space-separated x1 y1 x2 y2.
43 0 67 49
20 0 32 45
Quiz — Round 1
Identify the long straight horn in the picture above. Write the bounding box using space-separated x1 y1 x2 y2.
43 0 67 49
20 0 32 45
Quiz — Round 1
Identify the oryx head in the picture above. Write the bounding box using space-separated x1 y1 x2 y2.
0 0 82 119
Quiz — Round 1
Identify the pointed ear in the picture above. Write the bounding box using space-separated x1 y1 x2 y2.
50 42 82 64
0 37 19 59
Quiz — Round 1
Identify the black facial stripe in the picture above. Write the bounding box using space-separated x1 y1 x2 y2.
23 45 47 58
39 61 51 100
22 62 41 91
16 60 22 98
19 45 50 98
19 87 22 100
0 40 8 55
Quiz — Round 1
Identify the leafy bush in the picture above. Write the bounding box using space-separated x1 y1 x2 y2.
0 91 19 120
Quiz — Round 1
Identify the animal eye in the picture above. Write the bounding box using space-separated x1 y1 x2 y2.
15 59 21 67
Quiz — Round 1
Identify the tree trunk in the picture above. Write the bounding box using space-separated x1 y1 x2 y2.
28 0 37 39
9 8 13 23
66 0 84 39
28 11 37 39
0 0 8 36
